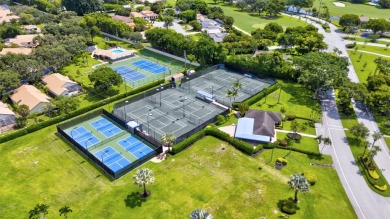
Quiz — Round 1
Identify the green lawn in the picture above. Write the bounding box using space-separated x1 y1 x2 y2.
345 37 390 46
314 0 390 19
347 51 386 83
0 127 356 218
276 132 319 154
206 1 307 33
385 137 390 150
250 83 322 121
356 45 390 56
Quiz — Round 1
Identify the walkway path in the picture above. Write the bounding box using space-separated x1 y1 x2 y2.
233 25 251 36
347 49 390 58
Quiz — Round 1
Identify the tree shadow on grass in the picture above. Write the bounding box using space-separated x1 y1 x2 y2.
306 154 324 161
282 84 321 114
124 192 147 208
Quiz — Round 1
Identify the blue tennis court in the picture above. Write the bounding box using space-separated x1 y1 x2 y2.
94 146 131 173
67 127 100 149
113 66 147 82
132 60 167 74
91 117 122 138
118 136 154 159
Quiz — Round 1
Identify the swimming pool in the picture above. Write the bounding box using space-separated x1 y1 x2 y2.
112 49 124 54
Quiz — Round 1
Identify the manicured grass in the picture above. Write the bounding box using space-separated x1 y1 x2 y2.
347 51 384 83
385 137 390 150
314 0 390 19
250 83 322 121
345 37 390 46
356 45 390 55
205 1 307 33
0 128 356 218
276 132 319 154
282 118 317 135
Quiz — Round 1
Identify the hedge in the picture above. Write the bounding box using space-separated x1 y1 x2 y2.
0 79 165 144
171 130 206 154
172 128 254 155
232 81 279 109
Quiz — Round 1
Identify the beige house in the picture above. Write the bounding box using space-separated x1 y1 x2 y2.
0 6 19 23
0 48 33 56
10 85 51 114
0 102 16 126
22 25 41 33
42 73 81 97
4 34 40 48
130 10 158 20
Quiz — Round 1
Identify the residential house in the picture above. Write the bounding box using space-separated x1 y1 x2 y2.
197 14 227 43
10 85 51 114
4 34 40 48
359 16 370 27
234 110 282 143
111 15 136 28
0 48 33 56
22 25 41 33
130 10 158 21
0 5 19 23
0 102 16 126
42 73 81 97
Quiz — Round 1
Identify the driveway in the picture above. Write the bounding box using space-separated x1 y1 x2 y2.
153 19 199 36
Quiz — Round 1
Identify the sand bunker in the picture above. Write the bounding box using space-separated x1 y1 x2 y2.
333 2 346 7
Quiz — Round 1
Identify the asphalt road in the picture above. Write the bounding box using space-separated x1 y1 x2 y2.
319 90 390 219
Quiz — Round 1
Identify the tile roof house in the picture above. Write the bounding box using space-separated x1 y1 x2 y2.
10 85 51 114
235 110 281 143
0 101 16 126
130 10 158 21
4 34 40 48
22 25 41 33
42 73 81 97
0 48 33 56
111 15 135 28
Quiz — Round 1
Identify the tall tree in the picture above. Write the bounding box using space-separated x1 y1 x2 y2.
371 131 383 148
264 0 285 17
0 71 20 96
161 133 176 153
133 168 155 198
294 52 349 98
189 209 213 219
366 19 389 34
350 123 370 144
289 121 307 140
62 0 103 16
288 174 310 203
163 16 174 29
339 14 360 30
59 206 72 218
89 67 123 95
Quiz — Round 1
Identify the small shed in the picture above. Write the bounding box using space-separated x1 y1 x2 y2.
171 73 184 83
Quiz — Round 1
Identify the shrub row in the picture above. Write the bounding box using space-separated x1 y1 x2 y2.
346 42 357 49
171 130 206 154
0 79 164 144
232 81 280 108
358 156 389 192
172 128 254 155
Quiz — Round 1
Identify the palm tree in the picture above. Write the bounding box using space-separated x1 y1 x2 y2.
371 131 382 148
133 168 155 198
29 207 39 219
232 79 242 91
59 206 72 218
361 140 370 158
161 133 176 153
289 121 306 140
226 89 234 105
367 146 382 169
189 209 212 219
231 88 239 102
38 204 49 219
288 174 310 203
315 135 332 154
